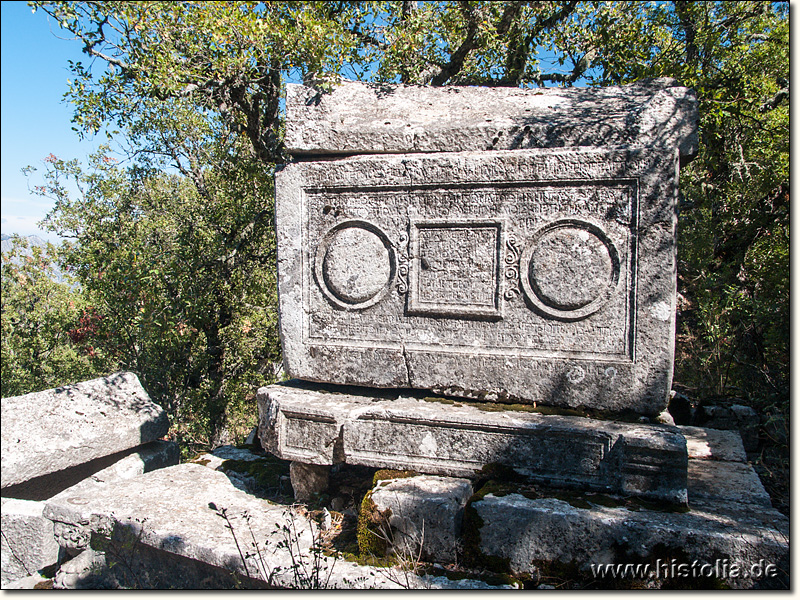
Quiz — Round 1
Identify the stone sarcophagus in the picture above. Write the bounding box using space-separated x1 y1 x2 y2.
274 79 697 416
261 79 698 503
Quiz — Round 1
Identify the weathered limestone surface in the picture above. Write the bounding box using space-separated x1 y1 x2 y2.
472 427 787 589
276 147 681 415
258 382 688 503
679 426 747 462
2 572 52 589
285 79 698 158
679 425 770 507
1 498 61 585
1 372 168 489
42 464 509 590
3 440 180 502
687 460 772 508
370 475 473 563
474 492 788 589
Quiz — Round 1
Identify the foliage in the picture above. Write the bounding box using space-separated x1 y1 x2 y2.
25 1 788 445
31 142 281 450
1 236 112 397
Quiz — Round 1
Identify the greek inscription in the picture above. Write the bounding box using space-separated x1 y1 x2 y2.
407 220 503 319
419 227 496 305
303 164 636 359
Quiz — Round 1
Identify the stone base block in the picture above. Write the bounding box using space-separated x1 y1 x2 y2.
258 382 688 503
470 427 787 589
1 497 61 586
369 475 473 563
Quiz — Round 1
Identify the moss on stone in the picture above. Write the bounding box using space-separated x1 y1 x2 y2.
371 469 418 487
356 489 393 557
337 550 398 569
219 455 290 496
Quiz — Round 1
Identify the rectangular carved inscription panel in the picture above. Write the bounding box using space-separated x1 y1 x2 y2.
276 148 680 414
409 219 503 318
302 179 636 361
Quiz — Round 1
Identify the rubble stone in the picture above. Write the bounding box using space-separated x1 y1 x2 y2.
369 475 473 562
1 498 61 586
289 462 330 503
687 460 772 508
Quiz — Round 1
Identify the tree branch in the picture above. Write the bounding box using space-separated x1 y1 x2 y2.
430 1 481 86
760 86 789 112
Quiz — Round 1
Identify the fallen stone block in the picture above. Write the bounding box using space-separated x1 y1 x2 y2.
259 382 688 503
52 545 270 590
1 497 60 586
42 463 508 589
1 440 179 502
471 490 788 589
679 426 770 508
368 475 473 563
1 372 169 490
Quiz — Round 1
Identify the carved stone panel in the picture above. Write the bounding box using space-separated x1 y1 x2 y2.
408 219 504 319
275 148 678 415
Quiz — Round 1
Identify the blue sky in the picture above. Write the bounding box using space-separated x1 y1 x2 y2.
0 0 103 241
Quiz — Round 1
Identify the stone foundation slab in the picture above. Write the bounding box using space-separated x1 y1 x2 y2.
42 463 509 590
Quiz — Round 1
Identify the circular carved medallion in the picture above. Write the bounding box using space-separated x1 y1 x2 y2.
315 221 395 310
520 220 620 320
